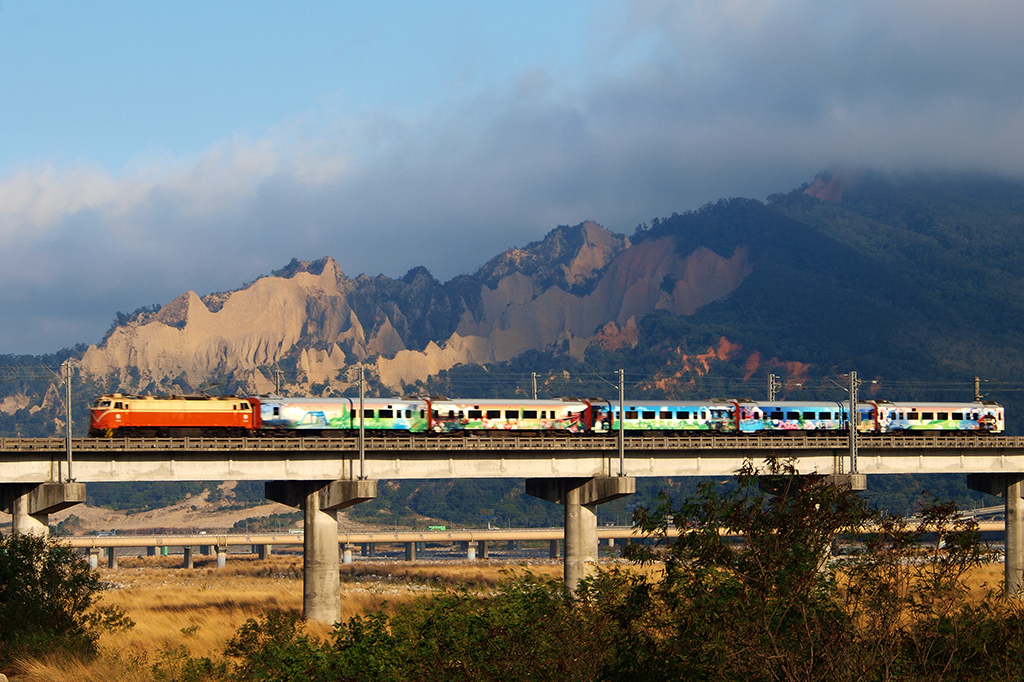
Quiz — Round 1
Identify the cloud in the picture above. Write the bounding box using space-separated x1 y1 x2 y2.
3 0 1024 354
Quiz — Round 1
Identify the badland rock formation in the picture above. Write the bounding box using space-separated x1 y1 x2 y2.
79 221 752 393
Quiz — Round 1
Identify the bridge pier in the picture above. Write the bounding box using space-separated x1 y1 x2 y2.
266 479 377 624
526 477 635 593
969 473 1024 596
0 482 86 537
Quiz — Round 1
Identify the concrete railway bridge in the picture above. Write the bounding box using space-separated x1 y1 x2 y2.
3 433 1024 623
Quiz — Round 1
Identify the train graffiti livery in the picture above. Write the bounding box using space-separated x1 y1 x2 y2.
88 394 1005 438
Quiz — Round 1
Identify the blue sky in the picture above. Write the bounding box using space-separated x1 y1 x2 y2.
2 0 1024 354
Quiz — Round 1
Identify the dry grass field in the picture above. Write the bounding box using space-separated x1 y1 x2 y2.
12 555 567 682
7 554 1009 682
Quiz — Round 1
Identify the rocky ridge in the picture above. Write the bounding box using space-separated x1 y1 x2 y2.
79 220 753 393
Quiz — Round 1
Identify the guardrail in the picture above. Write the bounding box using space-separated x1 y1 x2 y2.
3 433 1021 453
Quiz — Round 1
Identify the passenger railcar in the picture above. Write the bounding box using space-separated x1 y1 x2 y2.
258 396 430 434
428 398 597 433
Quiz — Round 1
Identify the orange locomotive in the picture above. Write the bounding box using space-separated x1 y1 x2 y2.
88 394 261 437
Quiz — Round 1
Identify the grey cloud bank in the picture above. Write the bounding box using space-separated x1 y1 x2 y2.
2 0 1024 354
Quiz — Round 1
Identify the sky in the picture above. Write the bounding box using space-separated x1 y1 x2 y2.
2 0 1024 355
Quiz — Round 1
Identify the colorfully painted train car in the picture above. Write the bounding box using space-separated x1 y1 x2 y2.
258 396 430 433
88 394 259 437
875 401 1004 433
594 400 741 433
428 398 598 433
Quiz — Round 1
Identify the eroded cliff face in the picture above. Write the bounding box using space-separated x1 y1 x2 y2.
80 221 753 392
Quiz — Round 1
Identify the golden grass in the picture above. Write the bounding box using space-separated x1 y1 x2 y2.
9 555 576 682
10 552 1000 682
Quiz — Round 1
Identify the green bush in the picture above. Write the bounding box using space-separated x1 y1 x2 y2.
0 532 133 669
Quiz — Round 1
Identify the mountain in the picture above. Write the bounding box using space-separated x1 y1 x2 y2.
73 219 751 393
5 169 1024 432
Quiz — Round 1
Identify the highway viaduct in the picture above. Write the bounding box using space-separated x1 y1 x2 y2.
4 433 1024 623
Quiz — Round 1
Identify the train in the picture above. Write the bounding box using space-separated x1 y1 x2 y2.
88 393 1005 438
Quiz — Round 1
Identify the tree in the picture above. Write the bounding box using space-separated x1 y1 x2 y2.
0 533 133 669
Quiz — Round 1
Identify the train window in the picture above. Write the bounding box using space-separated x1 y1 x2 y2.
660 411 672 419
771 411 783 419
486 410 501 419
908 412 919 420
523 410 538 419
364 409 375 418
625 411 638 420
952 412 963 420
114 402 123 409
937 412 948 420
819 412 831 420
458 411 464 418
678 411 690 419
802 411 815 420
505 410 519 419
468 410 482 419
379 409 394 419
700 411 708 419
447 410 455 418
787 412 799 420
642 411 656 419
541 411 547 418
922 412 934 420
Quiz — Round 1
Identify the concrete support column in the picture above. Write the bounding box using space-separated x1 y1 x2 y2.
467 541 478 560
1 482 86 538
342 543 355 565
405 542 416 561
216 545 227 569
87 548 100 570
549 539 561 559
183 547 194 569
1009 478 1024 595
107 547 117 570
507 540 516 551
302 488 341 624
527 477 635 594
361 543 368 556
368 542 376 557
480 540 489 559
265 479 376 624
254 544 272 559
563 485 599 591
968 473 1024 597
607 537 615 547
200 545 211 556
147 546 157 557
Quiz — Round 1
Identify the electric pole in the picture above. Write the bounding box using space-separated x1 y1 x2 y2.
849 371 861 475
767 373 781 401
